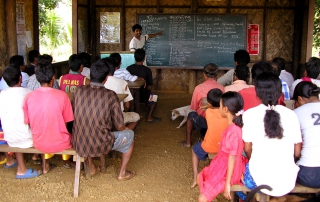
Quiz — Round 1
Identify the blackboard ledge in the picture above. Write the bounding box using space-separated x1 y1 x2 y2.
148 66 234 70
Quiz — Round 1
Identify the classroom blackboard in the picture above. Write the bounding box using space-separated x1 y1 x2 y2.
101 52 135 69
138 14 246 69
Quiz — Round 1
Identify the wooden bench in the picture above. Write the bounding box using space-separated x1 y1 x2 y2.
0 144 82 198
230 183 320 202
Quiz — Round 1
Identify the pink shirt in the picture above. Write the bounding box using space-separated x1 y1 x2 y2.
224 80 253 92
190 79 224 117
23 87 74 153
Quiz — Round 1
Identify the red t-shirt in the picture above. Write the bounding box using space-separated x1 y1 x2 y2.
59 73 87 93
239 87 285 111
23 87 74 153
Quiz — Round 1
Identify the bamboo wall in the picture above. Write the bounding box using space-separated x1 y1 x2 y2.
0 0 6 73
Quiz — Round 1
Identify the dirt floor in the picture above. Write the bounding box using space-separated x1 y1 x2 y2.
0 92 228 202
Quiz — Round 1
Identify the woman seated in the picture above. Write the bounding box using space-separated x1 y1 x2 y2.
240 72 302 199
293 81 320 188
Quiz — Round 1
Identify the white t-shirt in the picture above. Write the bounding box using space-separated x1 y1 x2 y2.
0 87 33 148
81 67 90 80
280 70 294 88
290 78 320 98
0 71 29 90
243 104 302 196
129 35 148 51
294 102 320 167
104 76 133 111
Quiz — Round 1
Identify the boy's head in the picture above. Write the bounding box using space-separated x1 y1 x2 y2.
110 53 122 69
203 63 219 79
39 54 53 64
271 57 285 75
9 55 25 71
251 61 274 82
28 50 40 64
234 64 250 82
132 24 142 39
207 88 223 108
101 57 116 75
90 60 110 83
3 65 21 87
69 54 84 72
78 52 91 67
305 57 320 79
234 49 250 66
35 59 55 85
134 49 146 62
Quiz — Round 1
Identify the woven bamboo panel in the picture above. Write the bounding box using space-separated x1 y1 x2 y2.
231 0 265 6
24 0 34 54
197 8 227 14
267 0 295 7
199 0 228 7
232 9 264 61
126 0 157 6
78 0 88 5
160 0 191 6
0 0 6 71
97 7 123 52
125 8 157 51
196 70 205 85
266 9 294 62
78 7 88 53
96 0 122 6
161 8 191 13
151 69 189 91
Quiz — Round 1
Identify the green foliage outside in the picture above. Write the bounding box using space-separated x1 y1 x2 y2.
313 0 320 57
39 0 72 62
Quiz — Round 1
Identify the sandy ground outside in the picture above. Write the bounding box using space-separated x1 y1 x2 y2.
0 92 230 202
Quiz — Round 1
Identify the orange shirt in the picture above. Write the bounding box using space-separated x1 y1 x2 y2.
201 108 228 153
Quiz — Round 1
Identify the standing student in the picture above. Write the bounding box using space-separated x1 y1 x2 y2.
197 91 246 202
293 81 320 188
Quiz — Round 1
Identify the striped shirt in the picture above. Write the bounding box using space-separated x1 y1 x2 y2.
114 69 138 82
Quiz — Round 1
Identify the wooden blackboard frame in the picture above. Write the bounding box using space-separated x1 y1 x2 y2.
136 13 247 70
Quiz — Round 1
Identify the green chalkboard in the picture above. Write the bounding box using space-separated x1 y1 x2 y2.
101 52 135 69
138 14 246 69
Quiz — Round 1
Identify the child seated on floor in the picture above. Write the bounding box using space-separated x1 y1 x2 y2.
191 88 228 188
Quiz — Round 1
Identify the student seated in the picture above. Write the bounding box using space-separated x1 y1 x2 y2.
23 59 75 173
72 60 135 180
238 72 302 200
0 55 29 90
272 57 294 87
0 65 41 178
271 58 290 100
127 49 160 122
59 54 90 92
179 63 224 148
102 57 140 129
224 63 253 92
290 57 320 98
110 53 144 82
26 50 40 76
293 81 320 188
190 88 228 188
78 52 91 80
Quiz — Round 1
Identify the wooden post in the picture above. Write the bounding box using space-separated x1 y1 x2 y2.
33 0 39 51
6 0 17 60
306 0 315 61
189 71 196 94
72 0 78 54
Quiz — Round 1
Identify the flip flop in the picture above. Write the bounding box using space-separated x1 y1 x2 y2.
178 141 191 148
43 164 56 174
16 168 42 179
4 161 18 169
118 170 135 181
0 157 7 165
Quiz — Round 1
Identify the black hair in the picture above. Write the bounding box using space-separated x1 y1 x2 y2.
255 72 283 139
134 49 146 62
251 61 274 81
110 53 121 67
39 54 53 64
132 24 142 32
9 55 24 67
101 57 116 75
272 57 286 71
203 63 219 78
292 81 320 100
221 91 244 127
234 49 250 65
207 88 223 107
90 60 109 83
235 64 249 82
35 59 55 85
69 54 84 72
28 50 39 63
305 57 320 79
2 65 21 87
78 52 91 67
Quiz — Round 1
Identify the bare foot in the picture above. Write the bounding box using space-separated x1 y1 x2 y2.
178 141 191 148
118 170 135 181
43 163 55 174
191 180 198 188
91 166 100 177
